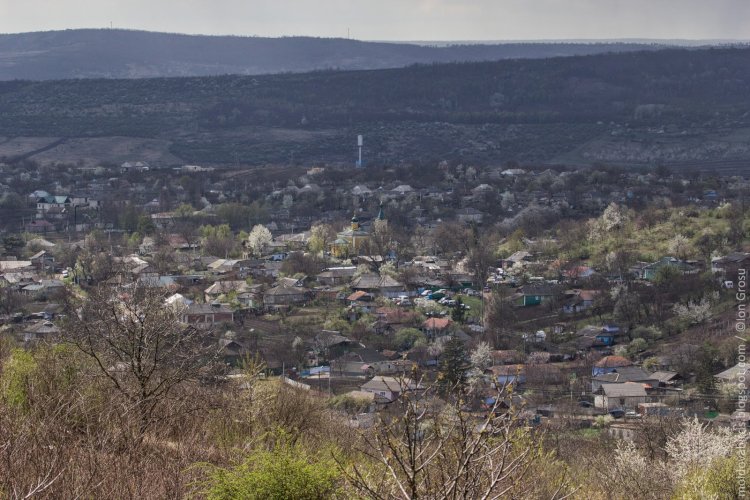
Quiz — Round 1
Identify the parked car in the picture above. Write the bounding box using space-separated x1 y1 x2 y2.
578 400 593 408
609 408 626 419
625 411 642 419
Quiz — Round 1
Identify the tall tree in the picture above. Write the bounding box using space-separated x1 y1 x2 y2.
341 381 572 499
485 288 519 348
308 223 336 256
172 204 199 255
695 231 718 268
439 335 470 392
247 224 272 257
451 297 467 324
200 224 235 257
62 283 221 438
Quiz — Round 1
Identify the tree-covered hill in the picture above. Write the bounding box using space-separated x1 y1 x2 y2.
0 29 665 80
1 46 749 168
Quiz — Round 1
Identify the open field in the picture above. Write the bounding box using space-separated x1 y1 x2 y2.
29 136 183 166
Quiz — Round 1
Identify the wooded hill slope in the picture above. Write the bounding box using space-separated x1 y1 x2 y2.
0 46 749 168
0 29 665 80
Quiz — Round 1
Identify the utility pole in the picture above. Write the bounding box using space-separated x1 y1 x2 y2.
480 289 485 330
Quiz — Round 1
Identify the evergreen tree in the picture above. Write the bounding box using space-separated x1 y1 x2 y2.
451 297 466 324
439 335 471 392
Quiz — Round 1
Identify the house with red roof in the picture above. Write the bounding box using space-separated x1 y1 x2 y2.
422 317 452 338
562 289 600 314
592 355 632 376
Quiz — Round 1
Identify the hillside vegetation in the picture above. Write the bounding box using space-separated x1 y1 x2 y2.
0 29 665 80
0 46 749 167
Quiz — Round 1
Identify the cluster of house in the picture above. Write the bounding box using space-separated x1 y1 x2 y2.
590 355 681 411
0 241 64 343
10 211 739 417
2 163 747 434
27 191 100 233
494 248 750 312
8 151 742 245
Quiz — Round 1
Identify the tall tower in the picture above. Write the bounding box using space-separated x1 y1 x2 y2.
376 201 385 221
356 135 363 168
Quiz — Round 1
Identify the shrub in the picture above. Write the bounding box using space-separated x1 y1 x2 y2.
200 438 341 500
328 394 371 415
0 349 37 409
394 327 426 351
593 415 614 428
674 454 749 499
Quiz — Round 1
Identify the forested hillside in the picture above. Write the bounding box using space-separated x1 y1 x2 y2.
0 29 664 80
1 46 749 168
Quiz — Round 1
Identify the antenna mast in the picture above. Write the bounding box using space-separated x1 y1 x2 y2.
356 134 363 168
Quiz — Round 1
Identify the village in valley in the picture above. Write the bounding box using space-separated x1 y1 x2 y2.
2 156 748 438
2 0 750 493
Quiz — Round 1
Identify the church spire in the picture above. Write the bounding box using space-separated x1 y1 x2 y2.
376 201 385 221
351 212 360 231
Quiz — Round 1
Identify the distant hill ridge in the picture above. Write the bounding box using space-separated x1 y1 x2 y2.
1 45 749 169
0 29 671 80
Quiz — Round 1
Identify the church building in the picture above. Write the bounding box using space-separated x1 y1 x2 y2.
331 203 387 258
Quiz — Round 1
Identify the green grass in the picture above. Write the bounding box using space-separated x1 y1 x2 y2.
578 428 602 439
455 294 483 322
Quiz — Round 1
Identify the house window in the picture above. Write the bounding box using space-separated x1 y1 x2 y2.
620 398 625 405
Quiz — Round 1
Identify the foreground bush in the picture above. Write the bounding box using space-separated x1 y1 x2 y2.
199 438 342 500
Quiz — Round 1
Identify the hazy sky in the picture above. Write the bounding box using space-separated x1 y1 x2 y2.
2 0 749 40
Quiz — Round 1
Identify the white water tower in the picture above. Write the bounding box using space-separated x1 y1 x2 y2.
356 134 363 168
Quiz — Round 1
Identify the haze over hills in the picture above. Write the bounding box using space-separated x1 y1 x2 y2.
0 29 673 80
0 45 749 171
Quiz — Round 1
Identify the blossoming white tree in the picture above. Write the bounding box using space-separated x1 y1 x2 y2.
673 297 712 325
470 341 493 372
603 416 747 497
247 224 272 257
664 417 745 480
